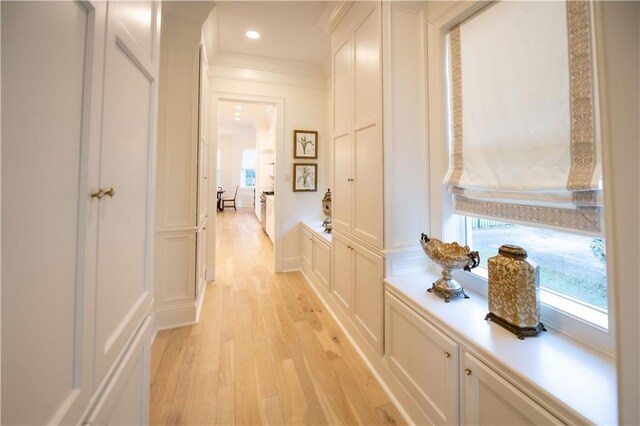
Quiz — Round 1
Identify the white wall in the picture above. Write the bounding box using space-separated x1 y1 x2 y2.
218 133 257 208
210 74 328 271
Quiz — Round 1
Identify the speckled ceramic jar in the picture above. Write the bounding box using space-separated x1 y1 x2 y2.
486 245 545 339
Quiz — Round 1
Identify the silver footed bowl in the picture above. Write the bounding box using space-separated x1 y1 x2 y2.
420 233 480 294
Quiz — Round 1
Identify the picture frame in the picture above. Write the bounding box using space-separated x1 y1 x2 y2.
293 130 318 159
293 163 318 192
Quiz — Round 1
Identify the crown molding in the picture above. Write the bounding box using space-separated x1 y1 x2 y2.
319 1 354 34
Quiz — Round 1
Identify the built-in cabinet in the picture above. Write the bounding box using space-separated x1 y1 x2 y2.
300 224 331 293
154 5 214 330
2 1 160 424
303 3 614 426
461 352 561 425
385 292 459 425
385 290 565 425
332 231 384 353
332 2 384 250
266 195 275 242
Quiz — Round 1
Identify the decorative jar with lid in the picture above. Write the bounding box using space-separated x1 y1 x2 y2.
485 244 546 339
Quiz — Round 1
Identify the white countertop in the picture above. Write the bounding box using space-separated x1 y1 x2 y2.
385 272 617 426
301 221 332 243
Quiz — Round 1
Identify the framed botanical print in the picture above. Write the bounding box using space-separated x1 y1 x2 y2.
293 130 318 159
293 163 318 192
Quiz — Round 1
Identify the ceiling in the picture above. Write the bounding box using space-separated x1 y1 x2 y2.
213 1 332 66
217 100 274 137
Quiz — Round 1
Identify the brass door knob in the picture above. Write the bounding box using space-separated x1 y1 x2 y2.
465 368 472 376
444 352 451 358
91 187 115 199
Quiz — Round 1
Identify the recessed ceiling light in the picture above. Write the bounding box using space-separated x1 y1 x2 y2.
234 117 240 121
246 30 260 40
235 106 242 110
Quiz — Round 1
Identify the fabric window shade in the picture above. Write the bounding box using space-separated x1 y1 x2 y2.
241 149 256 169
445 0 602 234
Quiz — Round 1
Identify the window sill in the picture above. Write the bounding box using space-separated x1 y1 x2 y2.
385 271 617 426
454 267 613 354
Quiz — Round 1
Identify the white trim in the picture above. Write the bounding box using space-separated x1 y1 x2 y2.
208 64 327 91
282 256 301 272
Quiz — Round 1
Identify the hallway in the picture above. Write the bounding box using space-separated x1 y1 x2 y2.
150 209 405 425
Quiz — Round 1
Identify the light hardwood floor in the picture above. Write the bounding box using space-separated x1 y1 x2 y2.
150 208 406 425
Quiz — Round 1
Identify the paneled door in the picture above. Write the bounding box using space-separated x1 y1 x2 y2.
1 2 106 424
94 1 160 387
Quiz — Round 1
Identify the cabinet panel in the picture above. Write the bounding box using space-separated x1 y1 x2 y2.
462 353 562 426
1 2 96 423
95 8 157 386
385 292 459 425
353 124 383 248
156 232 196 303
354 6 381 125
353 242 384 353
88 318 152 426
196 221 208 298
332 232 354 313
333 133 353 231
300 226 314 273
314 239 331 291
333 38 353 135
160 38 199 228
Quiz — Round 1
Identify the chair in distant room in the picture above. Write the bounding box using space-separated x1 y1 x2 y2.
222 185 239 211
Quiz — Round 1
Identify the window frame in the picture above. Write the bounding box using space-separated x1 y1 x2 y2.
426 1 615 356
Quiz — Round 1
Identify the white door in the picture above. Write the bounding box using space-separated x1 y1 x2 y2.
1 2 105 423
94 1 160 386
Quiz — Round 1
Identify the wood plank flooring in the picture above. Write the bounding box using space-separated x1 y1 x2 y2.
150 208 406 425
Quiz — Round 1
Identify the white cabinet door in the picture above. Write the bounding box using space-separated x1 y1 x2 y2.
1 2 105 424
385 292 460 425
333 133 353 232
300 226 314 274
461 352 562 426
352 5 383 249
331 232 354 314
352 241 384 353
313 238 332 292
95 0 159 387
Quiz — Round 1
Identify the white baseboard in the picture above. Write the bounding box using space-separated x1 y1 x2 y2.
299 271 429 426
154 304 198 332
282 256 301 272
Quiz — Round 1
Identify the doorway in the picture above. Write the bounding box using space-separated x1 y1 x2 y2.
209 94 285 281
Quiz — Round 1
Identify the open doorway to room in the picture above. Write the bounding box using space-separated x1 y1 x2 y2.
213 97 282 275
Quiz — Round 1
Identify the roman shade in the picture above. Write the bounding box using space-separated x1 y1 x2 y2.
241 148 257 169
445 0 602 234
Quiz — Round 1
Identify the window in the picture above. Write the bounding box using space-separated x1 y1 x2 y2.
464 216 607 312
240 149 256 188
435 1 610 349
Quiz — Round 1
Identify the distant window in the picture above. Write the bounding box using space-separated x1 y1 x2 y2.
241 149 256 188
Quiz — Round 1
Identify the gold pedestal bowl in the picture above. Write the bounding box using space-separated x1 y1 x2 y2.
420 233 480 302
